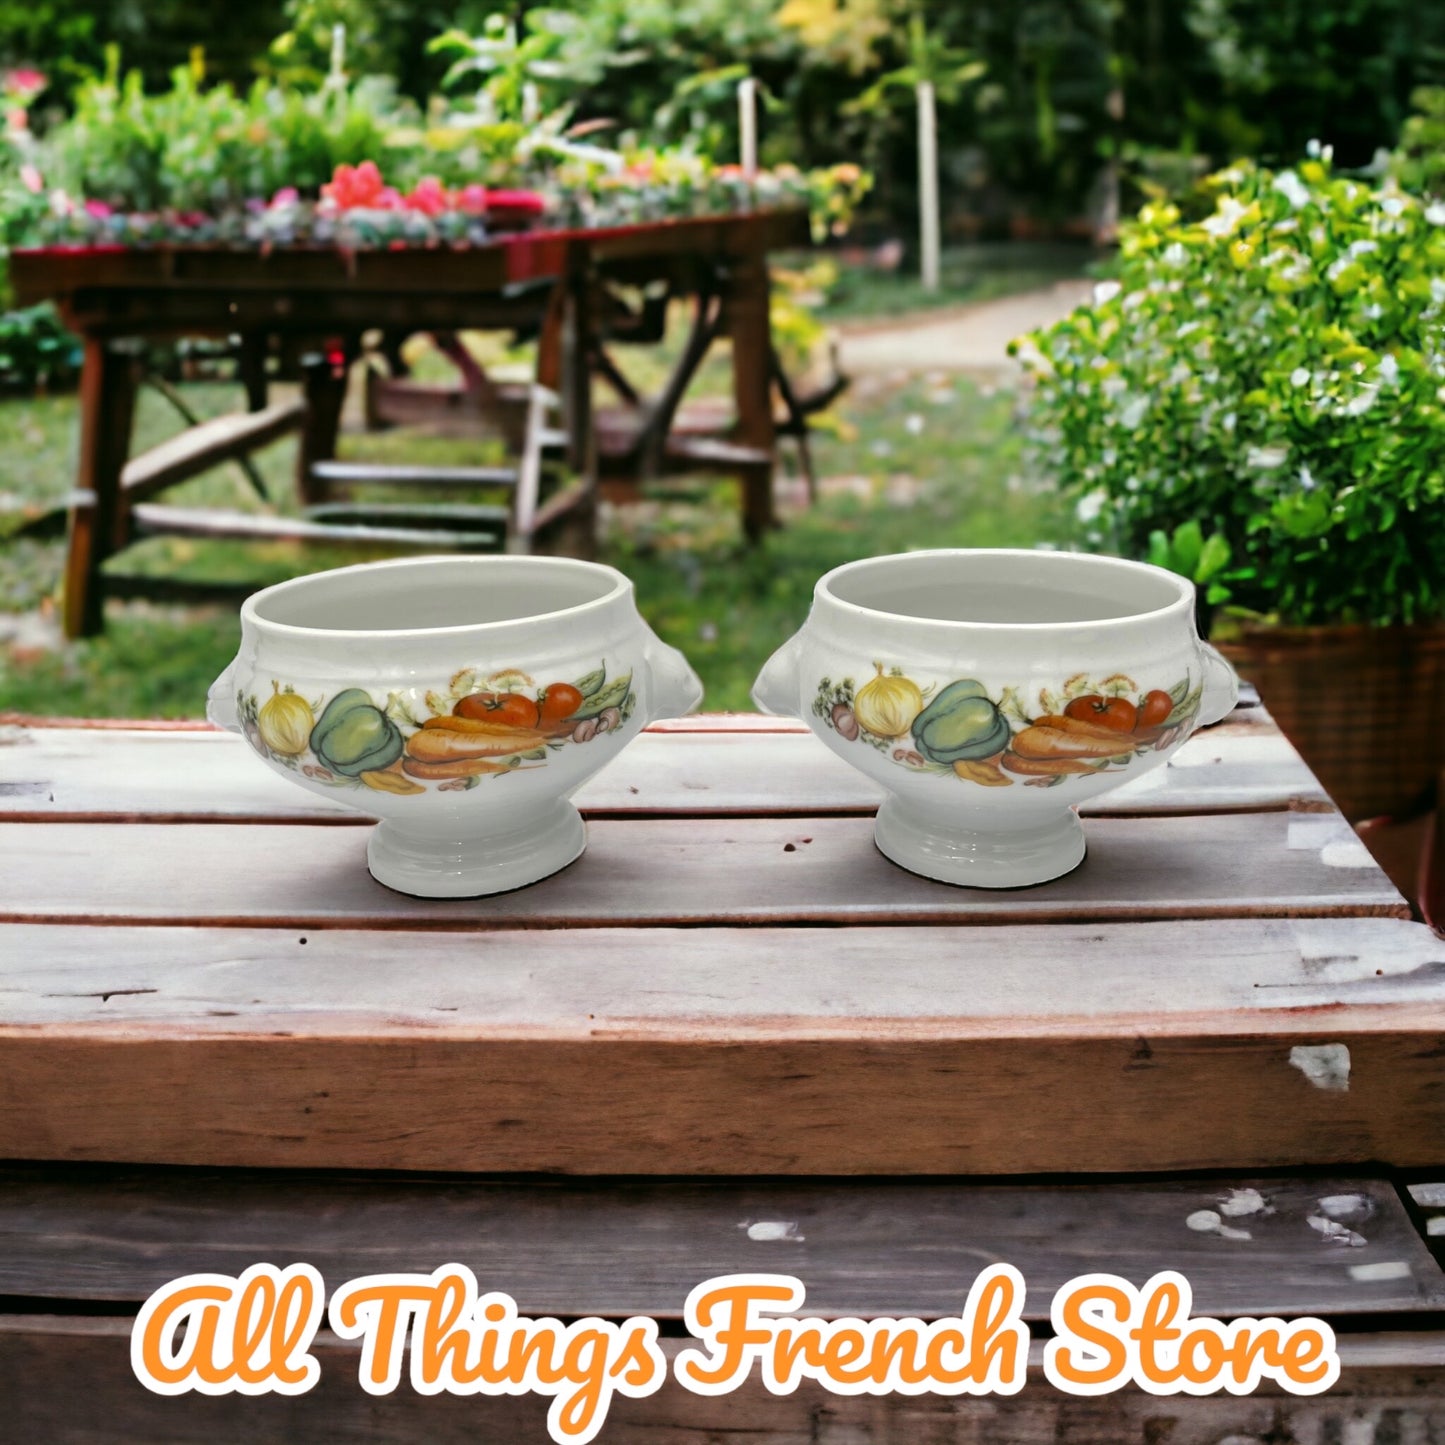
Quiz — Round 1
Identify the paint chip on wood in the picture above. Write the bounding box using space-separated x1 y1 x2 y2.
1289 1043 1350 1091
1348 1261 1411 1282
744 1220 804 1243
1426 1216 1445 1236
1317 1193 1374 1223
1218 1187 1270 1218
1185 1208 1250 1241
1308 1214 1367 1247
1409 1182 1445 1208
1320 837 1376 869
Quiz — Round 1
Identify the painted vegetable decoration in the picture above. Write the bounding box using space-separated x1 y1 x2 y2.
911 681 1011 763
256 683 315 757
853 663 925 739
236 661 636 795
813 668 1202 787
310 690 405 778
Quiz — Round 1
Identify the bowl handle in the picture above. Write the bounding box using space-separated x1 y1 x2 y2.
751 631 804 719
642 632 704 723
206 661 242 734
1197 642 1240 729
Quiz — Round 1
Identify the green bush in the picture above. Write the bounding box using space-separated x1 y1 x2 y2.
1013 155 1445 627
1393 86 1445 200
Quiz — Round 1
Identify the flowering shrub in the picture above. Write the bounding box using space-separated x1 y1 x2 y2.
1013 155 1445 627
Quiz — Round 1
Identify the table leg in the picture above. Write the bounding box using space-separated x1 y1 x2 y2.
62 338 141 639
296 348 350 508
728 255 777 542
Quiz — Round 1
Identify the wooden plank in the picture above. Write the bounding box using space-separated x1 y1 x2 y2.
120 400 304 501
1 1170 1439 1318
0 719 1332 823
0 811 1405 929
2 917 1439 1035
1 919 1441 1173
310 460 519 488
129 503 505 550
3 1318 1444 1443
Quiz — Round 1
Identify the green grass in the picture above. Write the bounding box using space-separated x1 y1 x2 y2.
0 360 1070 718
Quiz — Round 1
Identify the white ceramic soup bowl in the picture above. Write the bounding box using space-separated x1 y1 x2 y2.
207 555 703 897
751 549 1238 888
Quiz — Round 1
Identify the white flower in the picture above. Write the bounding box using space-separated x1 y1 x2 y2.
1379 353 1400 385
1290 367 1312 387
1273 171 1311 209
1343 385 1377 416
1092 279 1122 306
1162 242 1189 268
904 414 925 436
1348 238 1379 258
1202 195 1250 238
1247 445 1289 469
1299 464 1317 492
1118 395 1150 430
1075 490 1106 523
1427 202 1445 226
1381 195 1407 218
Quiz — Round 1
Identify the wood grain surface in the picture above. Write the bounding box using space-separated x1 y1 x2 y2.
3 913 1440 1173
4 1032 1443 1174
0 714 1329 822
2 917 1440 1033
2 1168 1439 1317
0 810 1406 929
3 1318 1443 1445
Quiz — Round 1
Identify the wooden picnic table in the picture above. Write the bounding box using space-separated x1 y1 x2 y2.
8 209 812 640
1 697 1444 1439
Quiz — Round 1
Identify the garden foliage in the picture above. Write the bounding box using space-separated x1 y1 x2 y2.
1015 156 1445 627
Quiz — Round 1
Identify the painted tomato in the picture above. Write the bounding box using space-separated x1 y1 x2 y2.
1063 694 1139 733
1138 689 1175 730
454 691 540 728
537 683 586 729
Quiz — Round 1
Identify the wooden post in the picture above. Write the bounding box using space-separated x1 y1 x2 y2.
728 254 776 542
917 79 941 292
62 338 141 639
738 78 759 176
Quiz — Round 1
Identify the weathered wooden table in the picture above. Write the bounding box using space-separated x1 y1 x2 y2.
2 699 1444 1440
9 209 811 639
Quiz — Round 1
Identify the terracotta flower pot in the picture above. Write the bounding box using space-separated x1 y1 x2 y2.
1217 622 1445 822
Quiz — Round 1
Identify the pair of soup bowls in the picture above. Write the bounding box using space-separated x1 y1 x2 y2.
209 551 1238 896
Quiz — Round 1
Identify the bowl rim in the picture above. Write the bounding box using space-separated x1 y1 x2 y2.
240 554 633 640
814 548 1194 633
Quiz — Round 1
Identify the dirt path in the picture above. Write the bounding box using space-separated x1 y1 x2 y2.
834 279 1093 379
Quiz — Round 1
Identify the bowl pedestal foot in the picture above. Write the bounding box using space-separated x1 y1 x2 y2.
872 796 1086 889
366 801 587 898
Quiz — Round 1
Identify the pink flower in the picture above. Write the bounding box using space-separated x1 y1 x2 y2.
83 199 114 220
404 175 451 217
270 186 299 208
3 68 46 102
457 183 489 215
322 160 387 211
20 163 42 194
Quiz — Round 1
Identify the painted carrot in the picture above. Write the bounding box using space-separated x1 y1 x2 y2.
1009 725 1134 761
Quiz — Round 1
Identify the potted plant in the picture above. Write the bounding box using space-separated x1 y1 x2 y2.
1011 153 1445 820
